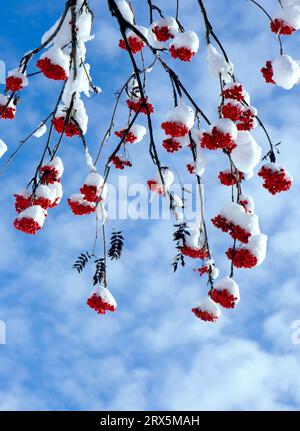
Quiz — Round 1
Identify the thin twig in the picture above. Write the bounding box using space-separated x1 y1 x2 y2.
247 0 283 54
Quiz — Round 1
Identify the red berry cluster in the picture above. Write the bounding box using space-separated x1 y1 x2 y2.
68 174 106 216
169 46 195 62
6 76 23 92
39 165 61 185
0 106 15 119
196 266 209 276
14 158 63 234
237 107 256 131
209 288 238 309
152 25 174 42
147 180 163 194
87 293 116 314
52 116 81 138
218 169 244 186
13 217 41 235
261 61 275 84
201 128 237 152
181 245 209 259
114 129 137 143
68 199 95 215
126 97 154 115
212 215 251 244
36 58 67 81
161 121 189 138
80 184 100 203
33 196 52 210
226 247 258 269
111 155 132 170
186 163 195 174
270 19 295 35
162 138 183 153
14 191 57 214
191 308 218 322
221 84 244 101
221 84 256 131
15 168 62 215
221 102 243 122
119 37 145 54
14 193 31 214
258 165 292 195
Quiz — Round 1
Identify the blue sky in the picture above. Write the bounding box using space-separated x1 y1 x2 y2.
0 0 300 410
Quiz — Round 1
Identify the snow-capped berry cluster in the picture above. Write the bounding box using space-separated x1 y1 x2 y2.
6 69 28 92
161 100 195 153
52 106 81 138
39 157 64 185
1 66 28 120
14 189 32 214
221 82 244 101
87 286 117 315
261 55 300 90
126 95 154 115
181 227 209 260
220 83 258 132
68 172 108 215
200 118 237 152
218 169 245 186
0 94 16 119
220 99 243 122
212 202 260 244
114 124 146 144
37 47 70 81
14 157 64 234
209 277 240 309
68 194 96 215
258 163 293 195
161 101 194 137
147 167 174 195
13 205 46 236
150 16 178 42
80 173 106 206
119 25 149 54
192 297 221 322
270 0 300 35
169 31 200 62
226 234 268 269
